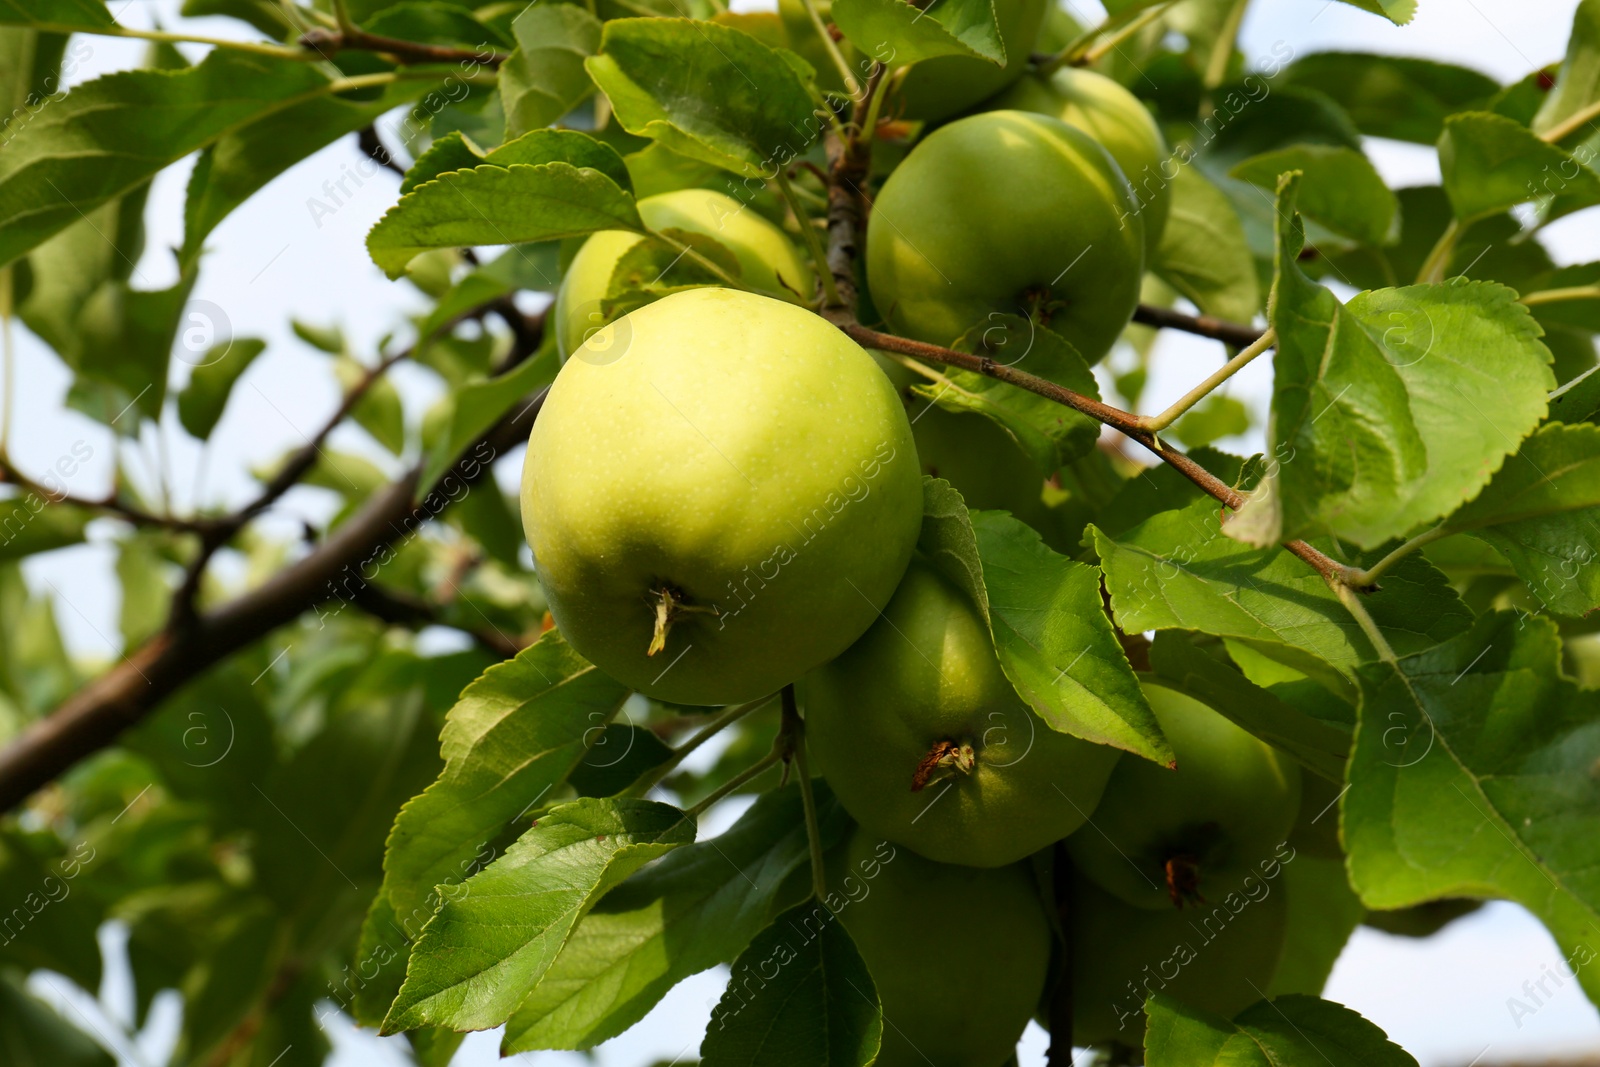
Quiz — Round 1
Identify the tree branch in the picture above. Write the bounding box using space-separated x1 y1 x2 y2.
0 358 547 815
1131 303 1264 348
346 580 528 660
299 27 508 68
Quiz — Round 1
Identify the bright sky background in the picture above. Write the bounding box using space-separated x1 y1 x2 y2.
14 0 1600 1065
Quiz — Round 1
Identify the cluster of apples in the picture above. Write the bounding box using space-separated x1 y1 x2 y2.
520 15 1311 1062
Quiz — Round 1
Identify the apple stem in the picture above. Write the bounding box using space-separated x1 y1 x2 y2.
647 585 719 657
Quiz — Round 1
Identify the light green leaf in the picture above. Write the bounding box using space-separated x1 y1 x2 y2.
115 532 169 649
0 50 422 266
0 0 113 30
367 161 643 279
1439 111 1600 222
832 0 1003 69
1534 0 1600 142
0 499 90 561
1144 993 1417 1066
971 509 1168 763
382 797 696 1033
1441 421 1600 615
1232 176 1552 549
701 900 881 1066
176 338 266 440
417 242 564 340
1090 496 1472 701
1282 52 1499 145
915 476 987 614
373 632 629 944
586 18 820 179
1147 632 1350 782
420 337 558 491
335 356 406 455
1171 394 1249 449
485 127 632 192
1151 165 1260 324
501 782 849 1052
501 1 602 138
1329 0 1416 24
911 316 1102 474
1231 145 1397 247
1347 612 1600 1007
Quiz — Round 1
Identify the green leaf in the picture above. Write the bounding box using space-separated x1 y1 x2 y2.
417 243 563 340
1230 145 1397 247
0 0 113 30
1282 52 1499 145
1534 0 1600 142
367 161 643 279
915 476 988 613
1151 166 1260 324
1347 612 1600 1008
501 781 849 1052
0 971 114 1067
176 338 266 439
1439 111 1600 222
401 131 485 196
970 510 1168 763
832 0 1003 68
115 532 169 649
1144 993 1417 1066
1147 632 1350 782
1090 497 1472 701
420 337 558 490
1231 176 1553 549
0 499 90 561
0 831 103 988
335 356 406 454
1441 422 1600 615
181 76 435 269
586 18 820 179
382 796 696 1033
701 900 882 1066
374 632 629 942
501 1 603 139
1329 0 1416 23
1266 855 1367 998
486 128 632 192
0 50 423 266
1170 394 1249 449
911 316 1102 473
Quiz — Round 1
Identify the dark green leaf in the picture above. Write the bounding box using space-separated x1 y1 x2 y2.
1230 144 1397 246
501 1 602 138
832 0 1003 68
382 797 696 1033
0 831 103 988
1281 52 1499 145
586 18 820 179
176 337 266 439
501 782 849 1052
367 161 643 279
0 498 89 561
1090 497 1472 701
971 510 1168 762
421 336 557 490
568 722 674 798
373 632 628 943
0 971 114 1067
1348 612 1600 1008
1144 993 1418 1065
0 0 113 30
1439 111 1600 222
1151 166 1259 323
701 900 882 1066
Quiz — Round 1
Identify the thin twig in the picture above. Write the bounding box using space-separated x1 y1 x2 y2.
783 685 830 907
1138 327 1276 433
627 694 776 798
299 27 508 67
1131 303 1264 347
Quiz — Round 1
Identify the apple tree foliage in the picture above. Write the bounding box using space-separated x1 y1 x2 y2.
0 0 1599 1063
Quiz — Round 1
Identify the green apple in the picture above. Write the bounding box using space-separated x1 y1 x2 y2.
893 0 1046 123
553 188 814 360
994 68 1172 257
831 829 1050 1067
1069 865 1289 1045
1287 770 1344 860
866 111 1144 360
804 558 1119 867
522 287 923 705
1065 684 1302 910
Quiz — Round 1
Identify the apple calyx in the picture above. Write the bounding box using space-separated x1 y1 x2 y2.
1163 853 1205 909
647 584 719 657
910 738 977 792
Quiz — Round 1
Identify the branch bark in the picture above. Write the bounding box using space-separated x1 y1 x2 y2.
1132 303 1264 348
299 27 508 68
0 384 545 814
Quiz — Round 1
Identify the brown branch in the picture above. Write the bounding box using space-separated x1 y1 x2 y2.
358 125 407 179
0 352 548 815
822 64 885 317
0 461 219 535
347 580 528 660
1132 303 1264 348
840 323 1349 585
299 27 508 68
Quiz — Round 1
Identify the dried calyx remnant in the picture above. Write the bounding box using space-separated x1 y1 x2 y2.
1164 853 1204 909
911 738 978 792
647 583 719 656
